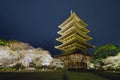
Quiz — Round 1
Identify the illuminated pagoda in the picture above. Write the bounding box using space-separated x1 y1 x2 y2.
55 11 94 69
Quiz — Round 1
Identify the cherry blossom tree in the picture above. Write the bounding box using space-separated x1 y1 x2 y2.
0 40 65 71
50 58 64 70
102 52 120 71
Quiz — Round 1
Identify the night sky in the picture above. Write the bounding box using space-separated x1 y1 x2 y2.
0 0 120 56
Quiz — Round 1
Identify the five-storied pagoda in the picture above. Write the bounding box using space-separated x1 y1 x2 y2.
55 11 94 69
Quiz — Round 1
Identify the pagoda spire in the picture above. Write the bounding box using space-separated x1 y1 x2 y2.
70 10 73 15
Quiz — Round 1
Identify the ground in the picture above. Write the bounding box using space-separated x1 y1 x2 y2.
0 71 119 80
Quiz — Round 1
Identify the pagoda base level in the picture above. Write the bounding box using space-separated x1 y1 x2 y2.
56 53 92 69
62 49 88 55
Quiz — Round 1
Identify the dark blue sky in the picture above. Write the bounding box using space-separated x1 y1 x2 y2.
0 0 120 55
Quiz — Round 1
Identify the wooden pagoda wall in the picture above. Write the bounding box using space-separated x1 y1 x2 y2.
57 53 91 69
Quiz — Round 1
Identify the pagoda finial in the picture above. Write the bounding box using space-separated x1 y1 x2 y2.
70 10 73 15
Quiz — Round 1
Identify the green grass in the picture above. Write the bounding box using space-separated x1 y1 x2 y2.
0 71 119 80
66 71 109 80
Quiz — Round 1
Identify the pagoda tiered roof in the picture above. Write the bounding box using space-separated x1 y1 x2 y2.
55 34 93 49
56 33 86 43
58 21 89 34
56 27 92 41
55 43 87 51
55 11 94 53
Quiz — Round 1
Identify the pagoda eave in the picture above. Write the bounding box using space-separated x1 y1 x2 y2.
57 37 93 48
59 12 88 29
56 42 87 49
58 33 87 43
55 44 87 52
58 15 73 28
58 29 92 41
59 22 88 33
73 12 88 27
56 38 63 42
55 46 63 50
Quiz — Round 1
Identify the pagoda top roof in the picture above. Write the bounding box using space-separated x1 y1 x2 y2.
58 12 88 28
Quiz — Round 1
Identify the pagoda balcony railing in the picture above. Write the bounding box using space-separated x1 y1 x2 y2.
63 45 85 52
58 24 88 35
64 43 86 50
57 36 93 48
58 21 89 34
56 33 87 43
57 26 91 41
63 33 86 42
56 42 87 51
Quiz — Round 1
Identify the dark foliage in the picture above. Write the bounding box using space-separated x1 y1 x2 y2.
92 44 120 63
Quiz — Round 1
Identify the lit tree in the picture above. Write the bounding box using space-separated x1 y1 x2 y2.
5 40 33 50
0 46 20 68
50 58 64 69
102 52 120 71
0 40 62 71
19 49 53 68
